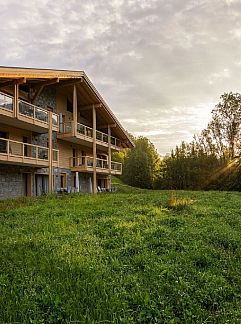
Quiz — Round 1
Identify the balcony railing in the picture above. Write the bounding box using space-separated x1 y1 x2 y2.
96 130 108 144
19 100 59 130
77 122 93 138
0 92 58 130
60 121 122 148
0 92 13 111
70 156 122 174
111 161 122 173
0 137 59 166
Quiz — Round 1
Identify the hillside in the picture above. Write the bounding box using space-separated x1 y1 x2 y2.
1 187 241 323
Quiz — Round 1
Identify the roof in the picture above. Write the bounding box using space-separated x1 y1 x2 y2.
0 66 134 148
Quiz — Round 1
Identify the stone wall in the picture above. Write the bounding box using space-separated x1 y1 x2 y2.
0 165 31 199
36 86 57 112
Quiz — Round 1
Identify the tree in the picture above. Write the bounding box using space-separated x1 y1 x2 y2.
210 92 241 159
122 136 160 189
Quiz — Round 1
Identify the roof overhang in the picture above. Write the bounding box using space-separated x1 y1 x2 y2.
0 66 134 148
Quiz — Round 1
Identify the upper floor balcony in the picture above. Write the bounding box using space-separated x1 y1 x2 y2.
58 121 122 151
0 92 59 133
0 137 59 168
70 156 122 175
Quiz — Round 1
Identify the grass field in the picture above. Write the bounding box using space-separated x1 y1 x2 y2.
1 181 241 323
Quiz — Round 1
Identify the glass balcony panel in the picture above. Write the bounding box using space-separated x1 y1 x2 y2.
19 101 34 118
52 114 58 126
103 160 108 169
111 162 122 171
86 127 93 137
0 138 7 153
35 107 48 123
77 124 85 135
96 131 102 141
87 157 93 167
38 147 48 160
111 137 115 145
102 134 108 143
0 93 13 111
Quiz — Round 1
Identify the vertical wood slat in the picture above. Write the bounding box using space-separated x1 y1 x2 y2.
14 84 19 118
73 85 77 137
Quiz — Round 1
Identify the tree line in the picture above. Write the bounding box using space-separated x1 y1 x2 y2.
113 92 241 191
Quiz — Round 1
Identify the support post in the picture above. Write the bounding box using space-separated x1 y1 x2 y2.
75 171 79 192
73 84 78 137
48 110 53 193
108 125 112 190
14 84 19 118
92 105 97 193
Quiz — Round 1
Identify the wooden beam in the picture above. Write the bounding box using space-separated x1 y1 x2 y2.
73 85 78 137
98 123 116 129
79 103 102 111
34 78 59 88
57 78 83 87
0 78 26 88
32 78 59 104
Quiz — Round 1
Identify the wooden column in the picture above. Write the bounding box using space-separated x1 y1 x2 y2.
73 85 77 137
48 110 53 193
14 84 19 118
92 105 97 193
108 125 112 190
75 171 79 192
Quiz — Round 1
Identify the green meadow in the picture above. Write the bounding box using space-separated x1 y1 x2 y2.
1 182 241 323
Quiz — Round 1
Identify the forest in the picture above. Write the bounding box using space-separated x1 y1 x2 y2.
113 92 241 191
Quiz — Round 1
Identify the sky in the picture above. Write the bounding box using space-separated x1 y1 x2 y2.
1 0 241 155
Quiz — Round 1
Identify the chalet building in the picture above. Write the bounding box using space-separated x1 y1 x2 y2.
0 66 133 199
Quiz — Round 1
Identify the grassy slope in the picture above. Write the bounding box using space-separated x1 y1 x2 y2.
1 184 241 323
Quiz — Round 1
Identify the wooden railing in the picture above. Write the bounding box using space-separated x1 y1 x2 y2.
19 100 59 129
0 137 59 165
0 92 13 111
60 121 122 148
111 161 122 173
70 156 122 173
77 122 93 138
0 91 59 129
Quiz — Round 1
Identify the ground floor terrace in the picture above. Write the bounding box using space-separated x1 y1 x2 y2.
0 165 112 199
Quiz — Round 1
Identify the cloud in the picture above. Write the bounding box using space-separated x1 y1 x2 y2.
0 0 241 154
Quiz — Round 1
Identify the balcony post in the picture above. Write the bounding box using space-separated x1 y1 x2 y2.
48 110 53 193
75 171 79 192
73 84 77 137
108 125 112 190
14 83 19 118
92 105 97 193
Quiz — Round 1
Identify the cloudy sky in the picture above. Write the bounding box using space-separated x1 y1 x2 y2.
1 0 241 154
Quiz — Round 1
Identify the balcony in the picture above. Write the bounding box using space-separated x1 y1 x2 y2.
70 156 122 175
58 121 122 150
0 92 14 118
0 138 59 167
0 92 59 133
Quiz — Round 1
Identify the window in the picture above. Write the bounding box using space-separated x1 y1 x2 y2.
60 173 67 189
67 99 73 113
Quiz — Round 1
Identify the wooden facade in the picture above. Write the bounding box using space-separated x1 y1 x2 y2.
0 67 134 198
